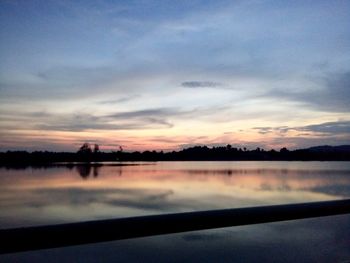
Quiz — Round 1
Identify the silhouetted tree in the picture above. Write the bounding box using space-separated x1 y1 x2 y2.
93 144 100 154
280 147 289 153
77 143 93 162
78 143 92 154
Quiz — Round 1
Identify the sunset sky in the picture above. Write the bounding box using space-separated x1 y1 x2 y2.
0 0 349 151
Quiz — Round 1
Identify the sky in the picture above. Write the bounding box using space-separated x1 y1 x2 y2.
0 0 349 151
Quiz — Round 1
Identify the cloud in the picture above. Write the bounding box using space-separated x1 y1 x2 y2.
253 120 350 136
36 112 174 131
267 72 350 113
106 108 180 119
0 108 177 132
37 122 173 132
98 95 140 104
105 106 227 124
0 105 232 137
250 120 350 149
253 126 289 135
20 187 208 212
181 81 223 88
298 121 350 134
1 107 184 131
32 107 232 131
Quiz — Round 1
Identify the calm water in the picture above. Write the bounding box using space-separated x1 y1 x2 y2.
1 161 350 262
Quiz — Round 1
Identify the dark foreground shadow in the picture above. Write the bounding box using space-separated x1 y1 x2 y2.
0 199 349 254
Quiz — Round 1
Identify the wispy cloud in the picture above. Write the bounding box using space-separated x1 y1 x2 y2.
106 108 180 119
181 81 223 88
298 121 350 135
0 105 232 134
253 126 290 135
36 111 175 131
253 120 350 136
98 95 140 104
266 72 350 113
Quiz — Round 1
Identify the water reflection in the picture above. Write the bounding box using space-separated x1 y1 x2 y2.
1 161 349 262
76 165 101 178
0 162 349 228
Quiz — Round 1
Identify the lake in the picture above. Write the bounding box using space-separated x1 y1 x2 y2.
1 161 350 262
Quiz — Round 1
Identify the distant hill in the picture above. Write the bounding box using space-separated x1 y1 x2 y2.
306 145 350 153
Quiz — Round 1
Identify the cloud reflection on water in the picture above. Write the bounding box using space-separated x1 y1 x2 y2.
0 162 349 228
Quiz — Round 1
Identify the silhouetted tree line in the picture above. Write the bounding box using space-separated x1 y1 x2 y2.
112 145 350 161
0 144 349 166
0 143 350 166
